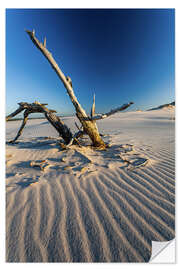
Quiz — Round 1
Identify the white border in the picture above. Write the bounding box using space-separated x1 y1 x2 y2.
0 5 5 266
1 1 179 268
0 0 178 8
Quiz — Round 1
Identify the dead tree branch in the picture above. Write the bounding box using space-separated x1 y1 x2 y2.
9 110 29 143
26 30 107 148
7 30 134 148
65 130 85 148
6 102 73 144
91 94 96 119
90 102 134 121
6 105 27 121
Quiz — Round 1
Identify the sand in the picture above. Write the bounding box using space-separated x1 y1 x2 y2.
6 108 175 262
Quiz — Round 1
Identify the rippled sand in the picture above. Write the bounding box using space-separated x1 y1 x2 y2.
6 108 175 262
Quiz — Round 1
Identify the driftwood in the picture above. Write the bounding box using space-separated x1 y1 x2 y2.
25 30 133 148
30 160 50 171
6 101 72 144
90 102 134 121
6 30 134 148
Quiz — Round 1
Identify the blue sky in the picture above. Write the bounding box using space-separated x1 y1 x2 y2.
6 9 175 116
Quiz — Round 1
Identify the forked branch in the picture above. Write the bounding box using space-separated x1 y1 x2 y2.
6 102 72 144
91 102 134 121
23 30 134 148
25 30 107 147
8 110 29 143
6 30 134 148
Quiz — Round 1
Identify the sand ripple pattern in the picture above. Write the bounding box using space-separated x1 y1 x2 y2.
6 109 175 263
6 142 175 262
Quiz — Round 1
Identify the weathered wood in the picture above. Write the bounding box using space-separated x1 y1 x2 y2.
26 30 106 148
6 106 25 121
7 102 73 144
44 112 72 144
90 94 99 131
91 94 96 119
8 31 134 148
90 102 134 121
65 130 85 148
8 110 29 143
75 121 82 131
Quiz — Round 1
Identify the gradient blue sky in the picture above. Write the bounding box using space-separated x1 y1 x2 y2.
6 9 175 116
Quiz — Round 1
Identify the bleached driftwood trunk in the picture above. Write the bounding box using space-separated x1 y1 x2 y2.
7 31 134 147
25 30 133 148
6 102 72 144
26 30 107 148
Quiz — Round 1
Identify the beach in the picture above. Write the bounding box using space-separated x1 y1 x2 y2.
6 107 175 262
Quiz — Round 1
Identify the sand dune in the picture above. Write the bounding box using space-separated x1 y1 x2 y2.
147 101 175 111
6 109 175 262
